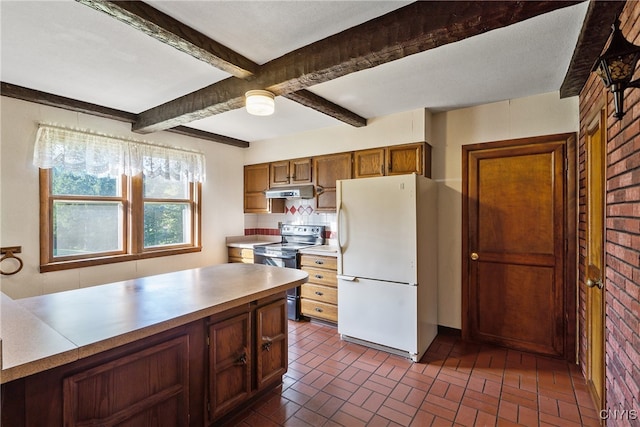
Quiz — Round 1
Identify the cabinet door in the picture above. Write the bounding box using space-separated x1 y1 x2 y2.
255 299 287 389
354 148 385 178
314 153 352 211
387 143 423 175
244 164 284 213
290 158 312 184
269 161 291 187
208 313 252 421
63 336 190 427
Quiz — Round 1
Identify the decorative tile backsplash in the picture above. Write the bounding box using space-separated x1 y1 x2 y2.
244 196 337 240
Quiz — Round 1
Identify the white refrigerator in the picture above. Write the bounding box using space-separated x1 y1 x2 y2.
336 173 438 362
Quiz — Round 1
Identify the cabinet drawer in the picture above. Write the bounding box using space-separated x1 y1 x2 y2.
301 284 337 304
300 254 337 270
301 299 338 322
301 266 337 287
228 247 254 262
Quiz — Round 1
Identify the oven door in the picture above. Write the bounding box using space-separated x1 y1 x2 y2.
253 252 297 269
253 252 301 320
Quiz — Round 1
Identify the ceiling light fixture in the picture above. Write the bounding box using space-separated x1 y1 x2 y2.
592 18 640 119
245 90 275 116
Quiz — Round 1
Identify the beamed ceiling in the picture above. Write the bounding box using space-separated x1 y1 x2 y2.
0 1 626 147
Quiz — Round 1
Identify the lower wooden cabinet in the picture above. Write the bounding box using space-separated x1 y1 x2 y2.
300 254 338 323
63 336 190 427
206 295 287 423
228 247 254 263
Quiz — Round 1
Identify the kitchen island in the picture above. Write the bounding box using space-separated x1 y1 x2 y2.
1 263 307 426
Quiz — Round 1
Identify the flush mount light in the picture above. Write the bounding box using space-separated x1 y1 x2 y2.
592 18 640 119
245 90 275 116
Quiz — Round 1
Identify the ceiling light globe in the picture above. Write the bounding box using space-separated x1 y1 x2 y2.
245 90 275 116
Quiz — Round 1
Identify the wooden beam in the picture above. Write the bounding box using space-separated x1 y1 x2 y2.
283 90 367 127
1 81 137 122
167 126 249 148
0 82 250 147
559 0 627 98
133 1 581 133
76 0 258 78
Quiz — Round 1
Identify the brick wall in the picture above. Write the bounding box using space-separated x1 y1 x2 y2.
578 1 640 424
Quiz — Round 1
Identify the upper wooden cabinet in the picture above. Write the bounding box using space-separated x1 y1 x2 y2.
270 158 312 187
353 148 385 178
387 143 425 176
314 153 352 211
244 163 285 214
354 143 432 178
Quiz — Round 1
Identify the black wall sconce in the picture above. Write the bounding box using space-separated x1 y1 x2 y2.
592 19 640 119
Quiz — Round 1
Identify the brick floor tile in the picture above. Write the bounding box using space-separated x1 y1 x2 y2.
389 383 412 402
409 409 436 426
289 407 328 426
339 401 375 423
315 395 345 419
362 391 388 413
497 400 518 423
330 409 368 427
454 404 478 426
404 387 428 408
348 387 373 406
322 382 353 401
377 404 414 426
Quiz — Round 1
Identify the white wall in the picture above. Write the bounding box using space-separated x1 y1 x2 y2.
431 91 579 328
0 97 246 299
244 108 428 165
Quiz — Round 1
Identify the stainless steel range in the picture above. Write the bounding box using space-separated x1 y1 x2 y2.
254 224 325 320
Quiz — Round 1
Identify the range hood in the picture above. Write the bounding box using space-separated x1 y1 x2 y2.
264 185 315 199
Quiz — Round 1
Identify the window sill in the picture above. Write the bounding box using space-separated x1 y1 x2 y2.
39 246 202 273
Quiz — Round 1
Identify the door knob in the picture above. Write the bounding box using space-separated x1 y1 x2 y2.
470 252 479 261
586 278 604 289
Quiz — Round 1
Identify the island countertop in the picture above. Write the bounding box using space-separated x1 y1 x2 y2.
1 263 307 384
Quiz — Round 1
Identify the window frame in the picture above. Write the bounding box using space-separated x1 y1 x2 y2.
39 169 202 272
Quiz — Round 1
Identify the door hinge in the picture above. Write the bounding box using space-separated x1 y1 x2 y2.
206 335 210 347
565 157 569 172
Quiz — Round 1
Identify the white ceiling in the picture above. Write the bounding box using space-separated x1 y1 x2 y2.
0 1 590 143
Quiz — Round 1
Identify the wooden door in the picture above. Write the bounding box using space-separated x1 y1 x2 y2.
353 148 385 178
387 143 423 175
255 299 287 389
314 153 352 211
585 108 606 412
463 134 575 358
208 313 251 420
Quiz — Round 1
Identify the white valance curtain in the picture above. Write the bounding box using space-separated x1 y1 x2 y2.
33 124 206 182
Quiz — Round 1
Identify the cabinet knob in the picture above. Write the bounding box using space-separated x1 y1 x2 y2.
262 341 272 352
470 252 479 261
315 274 324 279
315 260 324 265
315 307 323 313
315 291 324 296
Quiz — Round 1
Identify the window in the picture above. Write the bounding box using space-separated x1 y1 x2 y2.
35 125 204 272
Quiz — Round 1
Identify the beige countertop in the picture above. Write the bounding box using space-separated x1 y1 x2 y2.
226 235 281 249
299 245 339 257
1 263 307 384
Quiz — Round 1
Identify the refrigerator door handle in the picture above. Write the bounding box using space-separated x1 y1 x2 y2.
337 275 357 281
337 201 345 250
